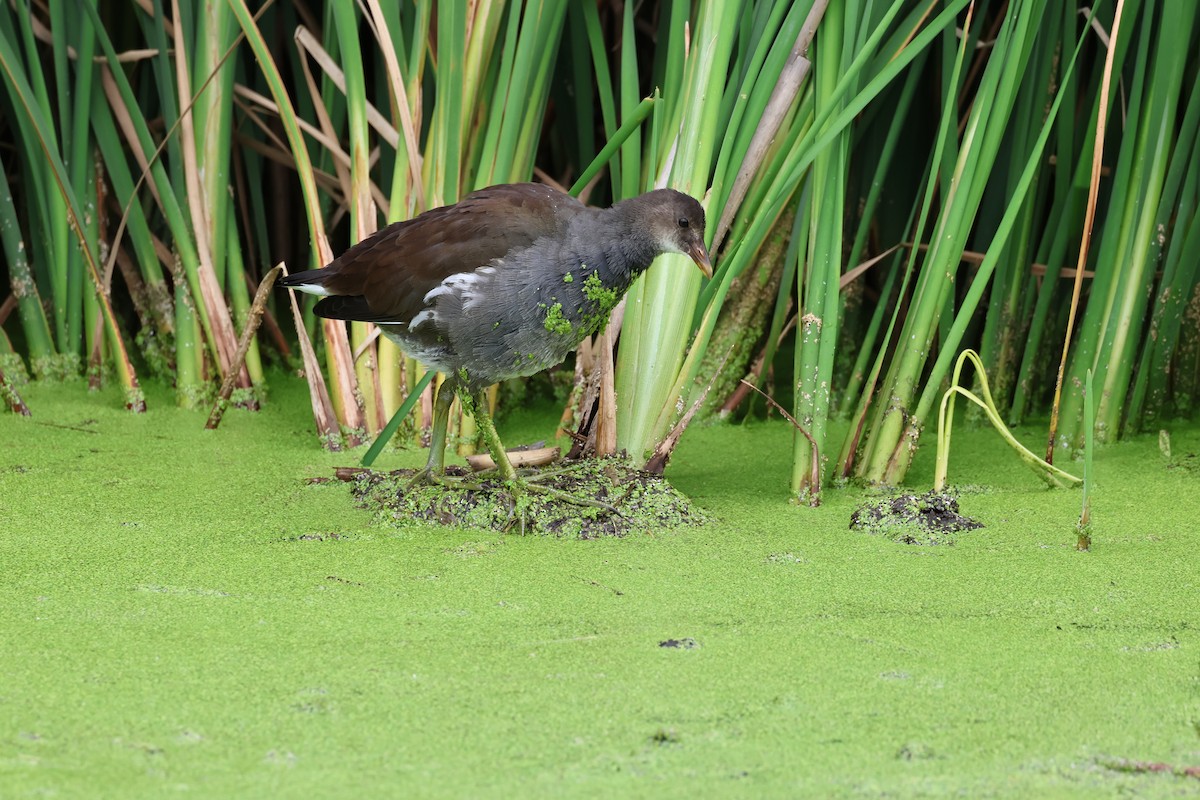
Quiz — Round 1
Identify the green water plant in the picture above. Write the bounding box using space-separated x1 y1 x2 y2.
0 10 144 410
1054 0 1196 451
853 0 1095 485
361 371 436 468
934 350 1081 492
609 0 978 482
1077 369 1094 551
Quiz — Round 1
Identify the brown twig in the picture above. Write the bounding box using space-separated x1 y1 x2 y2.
0 293 16 326
0 367 31 416
594 325 618 457
205 265 282 429
565 300 628 460
725 309 798 418
739 379 821 505
245 272 292 361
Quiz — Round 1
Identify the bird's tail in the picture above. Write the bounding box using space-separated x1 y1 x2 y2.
276 268 332 296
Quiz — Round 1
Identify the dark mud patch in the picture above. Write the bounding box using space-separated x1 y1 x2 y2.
339 458 706 538
659 637 699 649
850 491 983 545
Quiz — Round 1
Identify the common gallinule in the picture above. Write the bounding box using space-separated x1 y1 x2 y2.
280 182 712 490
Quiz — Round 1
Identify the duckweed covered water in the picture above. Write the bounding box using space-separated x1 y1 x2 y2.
2 374 1198 798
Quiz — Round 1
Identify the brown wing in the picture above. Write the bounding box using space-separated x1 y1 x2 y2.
303 183 584 325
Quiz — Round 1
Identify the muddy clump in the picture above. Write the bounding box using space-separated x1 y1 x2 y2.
340 457 705 537
850 491 983 545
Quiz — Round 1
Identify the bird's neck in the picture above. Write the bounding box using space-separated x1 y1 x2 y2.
591 201 663 281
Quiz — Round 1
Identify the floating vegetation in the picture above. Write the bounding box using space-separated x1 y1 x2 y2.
344 458 706 538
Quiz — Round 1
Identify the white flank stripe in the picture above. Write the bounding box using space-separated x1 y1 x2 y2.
445 273 479 290
423 285 453 303
418 268 492 312
409 309 437 329
287 283 331 296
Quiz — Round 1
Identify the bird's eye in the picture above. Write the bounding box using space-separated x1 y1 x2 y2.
678 217 689 229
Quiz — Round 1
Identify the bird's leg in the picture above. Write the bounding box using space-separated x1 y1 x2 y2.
469 387 618 515
469 387 519 483
407 375 457 488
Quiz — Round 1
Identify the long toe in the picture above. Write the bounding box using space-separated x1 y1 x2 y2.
407 468 484 492
406 467 440 490
516 479 620 515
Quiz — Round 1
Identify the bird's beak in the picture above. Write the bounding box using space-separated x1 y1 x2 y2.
688 241 714 279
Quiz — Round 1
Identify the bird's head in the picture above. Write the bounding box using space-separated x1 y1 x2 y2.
642 189 713 279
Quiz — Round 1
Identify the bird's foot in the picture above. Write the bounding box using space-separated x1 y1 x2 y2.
478 475 621 534
519 459 601 485
514 479 619 514
406 467 486 492
467 461 618 513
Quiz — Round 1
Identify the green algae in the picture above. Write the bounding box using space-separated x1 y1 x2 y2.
580 272 619 337
2 374 1199 798
542 301 571 336
581 271 614 308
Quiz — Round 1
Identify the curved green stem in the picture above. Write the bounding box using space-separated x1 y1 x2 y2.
935 350 1081 491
